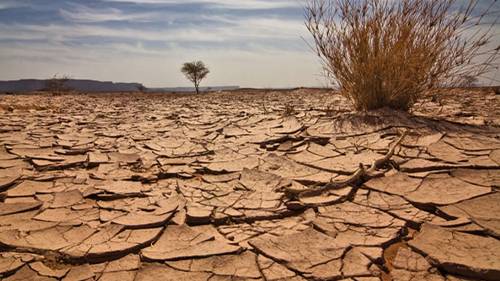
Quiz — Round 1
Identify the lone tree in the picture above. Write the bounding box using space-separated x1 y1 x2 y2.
181 61 210 94
305 0 499 111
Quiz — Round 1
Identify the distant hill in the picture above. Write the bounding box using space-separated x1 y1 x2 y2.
0 79 145 93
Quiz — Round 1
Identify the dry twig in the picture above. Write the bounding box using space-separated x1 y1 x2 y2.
285 131 407 198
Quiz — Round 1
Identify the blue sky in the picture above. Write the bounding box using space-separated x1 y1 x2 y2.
0 0 498 88
0 0 323 88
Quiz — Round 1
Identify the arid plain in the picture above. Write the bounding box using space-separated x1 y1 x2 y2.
0 88 499 281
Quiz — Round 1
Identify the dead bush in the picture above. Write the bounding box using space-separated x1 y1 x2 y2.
44 74 72 94
305 0 499 111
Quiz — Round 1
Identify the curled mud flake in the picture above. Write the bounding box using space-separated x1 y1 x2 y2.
409 224 500 281
439 193 500 237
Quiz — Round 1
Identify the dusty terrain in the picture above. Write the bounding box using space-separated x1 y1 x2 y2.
0 88 499 281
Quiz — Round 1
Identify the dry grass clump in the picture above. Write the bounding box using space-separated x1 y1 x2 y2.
305 0 499 111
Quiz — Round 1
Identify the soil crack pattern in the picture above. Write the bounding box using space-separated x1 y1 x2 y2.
0 89 499 281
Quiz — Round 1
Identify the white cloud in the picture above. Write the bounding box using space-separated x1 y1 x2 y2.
102 0 303 10
59 4 159 23
0 14 308 45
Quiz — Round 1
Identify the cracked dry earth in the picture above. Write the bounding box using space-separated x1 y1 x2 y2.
0 88 499 281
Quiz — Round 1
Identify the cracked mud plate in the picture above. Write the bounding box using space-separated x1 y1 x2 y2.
0 89 499 281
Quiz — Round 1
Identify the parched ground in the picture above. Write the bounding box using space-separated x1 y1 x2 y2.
0 88 499 281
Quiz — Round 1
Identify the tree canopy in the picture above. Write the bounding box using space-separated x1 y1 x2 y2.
181 61 210 94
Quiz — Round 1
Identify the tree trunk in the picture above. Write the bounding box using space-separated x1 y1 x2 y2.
194 79 200 94
194 80 200 94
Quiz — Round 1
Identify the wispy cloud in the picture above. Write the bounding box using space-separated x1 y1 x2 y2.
102 0 303 10
0 15 307 47
59 3 159 23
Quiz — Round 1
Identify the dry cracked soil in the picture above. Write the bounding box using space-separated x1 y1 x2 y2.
0 88 499 281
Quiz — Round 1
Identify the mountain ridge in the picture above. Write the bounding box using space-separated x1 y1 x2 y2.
0 79 144 93
0 79 241 93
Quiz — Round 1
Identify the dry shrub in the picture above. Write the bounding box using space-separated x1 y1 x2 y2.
305 0 499 111
44 74 72 94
